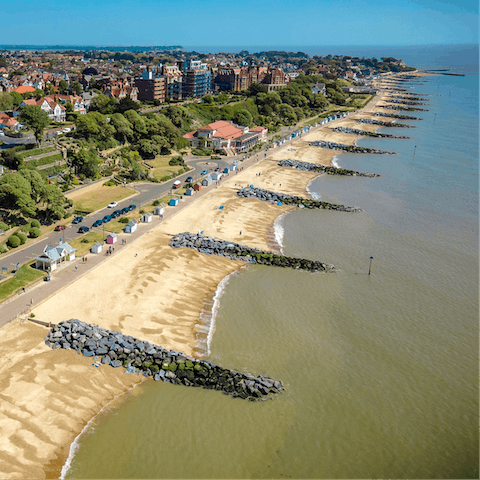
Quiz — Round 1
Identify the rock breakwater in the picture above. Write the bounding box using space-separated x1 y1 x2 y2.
277 159 380 177
45 319 284 400
237 186 361 212
333 126 410 139
386 99 428 106
382 104 428 112
357 118 415 128
170 232 337 272
309 140 396 155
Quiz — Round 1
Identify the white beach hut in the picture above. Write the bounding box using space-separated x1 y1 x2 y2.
141 212 153 223
91 242 103 254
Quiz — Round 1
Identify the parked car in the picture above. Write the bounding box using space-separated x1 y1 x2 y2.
72 216 83 224
102 215 112 223
128 204 136 211
121 207 129 214
108 201 118 208
54 225 66 231
201 170 209 175
62 128 71 133
44 275 51 281
78 226 90 233
92 220 103 227
185 176 193 183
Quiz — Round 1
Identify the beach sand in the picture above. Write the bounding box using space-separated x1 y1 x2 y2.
0 81 403 479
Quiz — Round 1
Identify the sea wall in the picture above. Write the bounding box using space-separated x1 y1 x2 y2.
45 319 283 401
333 126 410 139
170 232 337 273
309 140 396 155
236 186 361 212
277 158 381 177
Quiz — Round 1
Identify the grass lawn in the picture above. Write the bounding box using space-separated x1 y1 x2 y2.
103 219 133 234
73 185 136 214
69 231 105 256
0 261 46 303
142 153 187 182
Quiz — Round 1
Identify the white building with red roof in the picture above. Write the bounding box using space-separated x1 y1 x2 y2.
183 120 267 155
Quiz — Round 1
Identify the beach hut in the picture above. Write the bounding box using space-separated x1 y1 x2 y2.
211 172 222 181
91 242 103 254
231 164 238 171
193 183 202 192
185 187 194 196
202 175 212 186
141 212 153 223
169 197 180 207
106 233 117 244
124 219 138 233
153 206 164 216
223 167 230 174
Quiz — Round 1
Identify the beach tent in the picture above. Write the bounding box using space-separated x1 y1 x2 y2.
169 197 180 207
91 242 103 254
124 219 138 233
193 183 202 191
153 206 164 216
106 233 117 244
202 176 212 186
185 187 194 196
141 212 153 223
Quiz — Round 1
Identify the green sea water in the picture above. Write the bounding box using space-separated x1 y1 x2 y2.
63 50 478 479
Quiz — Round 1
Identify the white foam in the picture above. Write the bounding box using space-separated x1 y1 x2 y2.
273 211 290 254
306 180 322 201
60 382 141 479
332 155 341 168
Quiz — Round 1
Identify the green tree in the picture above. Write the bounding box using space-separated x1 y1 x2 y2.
278 104 297 124
110 113 133 142
18 105 50 144
0 173 36 217
202 94 214 104
76 111 115 142
64 101 74 113
10 91 23 108
17 232 27 245
116 95 140 114
58 80 69 94
0 92 14 111
19 169 46 204
29 227 41 238
69 149 99 178
1 149 23 170
233 109 253 126
7 235 20 248
69 81 83 95
89 94 117 114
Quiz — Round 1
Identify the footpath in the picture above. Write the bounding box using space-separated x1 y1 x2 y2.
0 93 384 329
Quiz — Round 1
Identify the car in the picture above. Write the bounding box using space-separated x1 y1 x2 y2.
54 225 66 231
92 220 103 227
121 207 129 214
185 176 193 183
78 226 90 233
108 201 118 208
128 204 136 210
113 209 122 217
201 170 209 175
44 275 51 282
72 215 83 224
62 128 71 133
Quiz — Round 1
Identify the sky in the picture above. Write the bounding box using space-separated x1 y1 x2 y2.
0 0 478 48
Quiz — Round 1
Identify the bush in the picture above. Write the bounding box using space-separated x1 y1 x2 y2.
103 179 116 186
21 223 32 233
17 233 27 245
29 227 41 238
139 209 145 214
152 199 161 206
0 244 7 253
0 221 9 231
118 217 129 224
31 219 40 228
7 235 21 248
168 156 185 166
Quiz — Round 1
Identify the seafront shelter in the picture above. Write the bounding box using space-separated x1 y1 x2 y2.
35 242 76 272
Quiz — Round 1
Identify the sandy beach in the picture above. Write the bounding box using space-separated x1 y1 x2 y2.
0 74 418 479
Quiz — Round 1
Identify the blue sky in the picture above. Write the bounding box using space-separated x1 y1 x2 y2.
1 0 478 47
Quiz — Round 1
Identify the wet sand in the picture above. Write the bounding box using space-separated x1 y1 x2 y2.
0 78 408 479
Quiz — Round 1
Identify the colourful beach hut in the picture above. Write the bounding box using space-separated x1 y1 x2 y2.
169 197 180 207
106 233 117 244
193 183 202 191
124 219 138 233
185 187 194 196
91 242 103 254
202 176 212 186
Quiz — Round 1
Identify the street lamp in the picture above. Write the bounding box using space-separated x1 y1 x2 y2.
368 256 374 275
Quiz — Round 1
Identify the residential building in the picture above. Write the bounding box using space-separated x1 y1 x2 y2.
135 76 166 102
181 60 212 98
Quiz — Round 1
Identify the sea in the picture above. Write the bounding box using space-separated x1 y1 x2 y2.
63 44 478 479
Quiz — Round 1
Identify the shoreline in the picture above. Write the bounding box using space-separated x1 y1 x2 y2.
0 71 423 479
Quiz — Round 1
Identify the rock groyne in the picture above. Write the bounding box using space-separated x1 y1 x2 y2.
170 232 337 273
309 140 396 155
374 112 422 121
236 186 360 212
382 104 428 112
277 159 380 177
333 126 410 139
45 319 284 400
357 119 415 128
